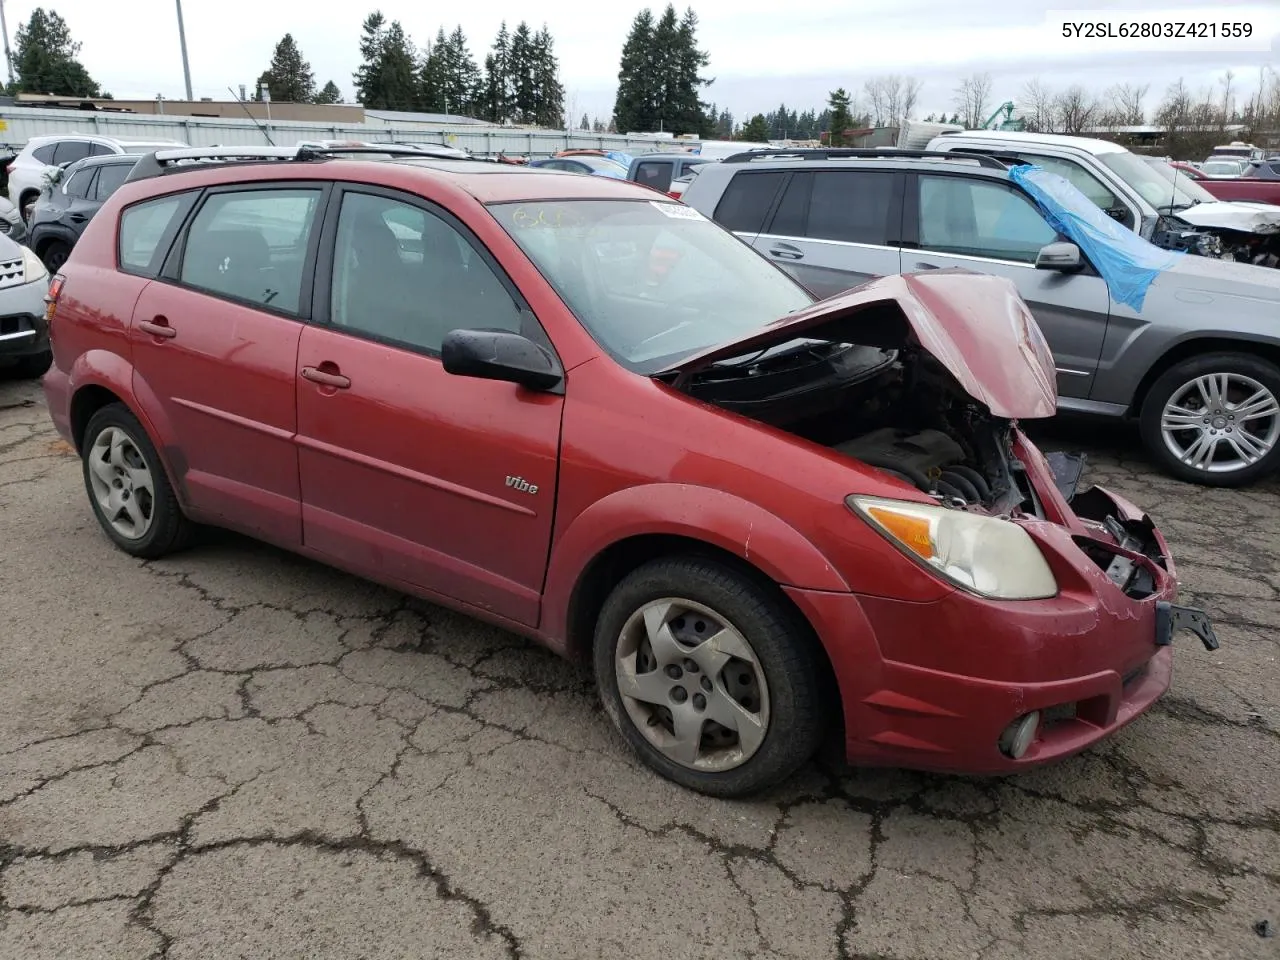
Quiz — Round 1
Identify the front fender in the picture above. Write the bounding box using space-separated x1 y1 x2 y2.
540 483 849 640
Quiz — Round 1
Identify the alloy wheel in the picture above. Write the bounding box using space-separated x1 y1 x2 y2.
614 597 770 772
86 426 156 540
1159 372 1280 474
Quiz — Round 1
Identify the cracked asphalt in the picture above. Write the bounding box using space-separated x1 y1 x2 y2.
1 372 1277 960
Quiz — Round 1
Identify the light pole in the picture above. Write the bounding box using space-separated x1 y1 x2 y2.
0 0 15 89
175 0 193 101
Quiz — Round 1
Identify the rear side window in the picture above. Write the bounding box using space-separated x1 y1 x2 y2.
52 141 93 166
88 143 115 157
634 160 674 192
806 171 896 244
92 163 133 201
713 171 786 233
119 194 195 276
31 144 57 165
64 168 95 200
178 188 321 316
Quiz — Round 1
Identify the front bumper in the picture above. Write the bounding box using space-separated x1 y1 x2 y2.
790 449 1215 775
0 279 50 358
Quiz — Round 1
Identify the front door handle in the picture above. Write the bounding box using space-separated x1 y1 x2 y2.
68 213 88 223
912 261 941 270
301 364 351 389
138 317 177 339
769 243 804 261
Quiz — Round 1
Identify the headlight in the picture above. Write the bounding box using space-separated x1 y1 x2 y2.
847 495 1058 600
20 245 47 283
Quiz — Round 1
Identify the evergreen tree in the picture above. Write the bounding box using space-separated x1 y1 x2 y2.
613 9 657 133
671 7 712 135
12 8 100 97
739 114 769 142
257 34 315 103
444 27 482 115
531 25 564 128
353 12 417 110
419 29 450 113
508 22 536 123
481 22 513 124
314 80 342 104
827 88 854 146
579 113 590 130
712 107 734 139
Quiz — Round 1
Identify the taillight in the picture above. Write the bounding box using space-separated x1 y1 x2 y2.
45 274 64 328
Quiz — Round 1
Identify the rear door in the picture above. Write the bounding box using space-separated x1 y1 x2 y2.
753 169 904 298
294 186 563 627
903 172 1111 401
57 166 102 231
632 159 676 193
128 183 328 546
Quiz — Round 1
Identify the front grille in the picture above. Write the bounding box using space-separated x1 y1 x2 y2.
0 257 25 289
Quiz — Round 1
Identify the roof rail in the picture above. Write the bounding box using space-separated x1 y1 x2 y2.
720 147 1015 170
124 144 477 184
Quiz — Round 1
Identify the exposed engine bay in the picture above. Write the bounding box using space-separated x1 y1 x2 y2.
678 336 1038 515
1157 212 1280 269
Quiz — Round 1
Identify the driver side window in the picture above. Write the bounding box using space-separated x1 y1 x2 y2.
329 192 523 354
1012 153 1129 224
918 176 1058 263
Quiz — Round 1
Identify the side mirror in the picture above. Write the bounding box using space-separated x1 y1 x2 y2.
1035 241 1083 273
441 328 563 391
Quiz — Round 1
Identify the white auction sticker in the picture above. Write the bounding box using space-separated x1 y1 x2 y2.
650 201 705 220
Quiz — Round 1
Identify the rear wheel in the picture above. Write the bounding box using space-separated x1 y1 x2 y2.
593 556 827 797
1139 352 1280 486
40 239 71 273
81 404 193 558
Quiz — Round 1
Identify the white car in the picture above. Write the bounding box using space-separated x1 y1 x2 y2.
0 231 51 377
6 135 187 222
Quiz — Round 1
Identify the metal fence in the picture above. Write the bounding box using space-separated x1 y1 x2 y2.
0 106 681 157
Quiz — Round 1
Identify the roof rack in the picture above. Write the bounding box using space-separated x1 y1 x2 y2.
124 144 479 183
720 147 1016 170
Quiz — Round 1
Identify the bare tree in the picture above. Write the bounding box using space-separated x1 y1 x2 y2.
864 76 887 127
1219 69 1235 126
1020 77 1057 133
1054 85 1099 133
1101 82 1148 126
899 76 922 125
953 71 993 128
865 74 922 128
1156 78 1193 134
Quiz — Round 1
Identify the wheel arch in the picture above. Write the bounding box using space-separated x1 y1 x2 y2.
1129 336 1280 417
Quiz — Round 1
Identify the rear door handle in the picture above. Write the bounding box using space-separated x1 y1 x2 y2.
768 243 805 261
301 365 351 389
138 317 177 339
912 261 941 270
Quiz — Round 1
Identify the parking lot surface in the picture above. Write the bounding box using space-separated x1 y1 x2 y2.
1 373 1277 960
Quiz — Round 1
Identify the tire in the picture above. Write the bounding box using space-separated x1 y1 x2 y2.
81 403 193 558
1139 352 1280 487
593 556 827 797
12 349 52 379
40 240 71 273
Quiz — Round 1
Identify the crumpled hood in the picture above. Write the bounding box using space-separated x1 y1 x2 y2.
657 271 1059 420
1174 201 1280 235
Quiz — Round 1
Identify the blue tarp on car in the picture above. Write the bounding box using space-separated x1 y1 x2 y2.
1010 164 1182 312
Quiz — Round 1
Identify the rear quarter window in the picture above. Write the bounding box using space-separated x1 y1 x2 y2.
118 193 196 276
712 171 787 233
31 144 57 165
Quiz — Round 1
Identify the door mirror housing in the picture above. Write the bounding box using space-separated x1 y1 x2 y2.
1035 241 1083 273
441 328 563 391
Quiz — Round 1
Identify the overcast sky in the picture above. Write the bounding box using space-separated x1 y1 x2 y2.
7 0 1277 123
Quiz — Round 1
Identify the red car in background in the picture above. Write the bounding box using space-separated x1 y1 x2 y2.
41 146 1217 796
1167 158 1280 205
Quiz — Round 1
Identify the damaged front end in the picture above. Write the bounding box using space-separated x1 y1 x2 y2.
1161 203 1280 269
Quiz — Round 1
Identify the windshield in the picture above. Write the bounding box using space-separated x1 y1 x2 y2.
1099 151 1216 210
489 199 813 372
575 156 628 175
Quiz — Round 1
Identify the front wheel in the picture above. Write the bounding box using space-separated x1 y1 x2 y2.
40 239 71 273
1139 352 1280 486
593 556 827 797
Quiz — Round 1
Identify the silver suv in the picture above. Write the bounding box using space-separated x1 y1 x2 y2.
682 148 1280 487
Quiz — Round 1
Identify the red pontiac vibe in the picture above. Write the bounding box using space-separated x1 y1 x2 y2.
41 147 1218 796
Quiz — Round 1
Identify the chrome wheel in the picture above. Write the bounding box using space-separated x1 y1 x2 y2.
1160 372 1280 474
614 598 770 772
87 426 156 540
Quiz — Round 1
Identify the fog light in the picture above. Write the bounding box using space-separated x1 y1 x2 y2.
998 711 1040 759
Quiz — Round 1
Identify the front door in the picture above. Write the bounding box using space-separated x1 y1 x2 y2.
129 184 327 546
295 187 563 626
904 173 1112 401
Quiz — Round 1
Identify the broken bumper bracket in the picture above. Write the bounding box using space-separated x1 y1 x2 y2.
1155 601 1220 652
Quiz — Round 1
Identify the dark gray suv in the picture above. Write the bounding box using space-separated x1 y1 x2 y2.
682 148 1280 487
